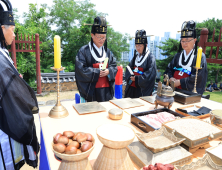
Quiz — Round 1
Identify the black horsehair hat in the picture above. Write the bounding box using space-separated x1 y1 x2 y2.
135 30 148 44
91 16 107 34
84 16 111 52
0 0 15 26
0 0 15 48
180 20 196 38
178 20 199 54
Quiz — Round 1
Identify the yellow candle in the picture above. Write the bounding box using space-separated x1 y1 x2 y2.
54 35 61 69
196 47 202 68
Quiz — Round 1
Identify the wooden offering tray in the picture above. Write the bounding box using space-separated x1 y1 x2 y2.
163 117 222 148
174 88 201 105
175 105 210 119
127 141 192 169
140 95 156 105
131 108 184 133
206 143 222 166
176 154 222 170
109 98 144 109
72 102 106 115
136 126 185 153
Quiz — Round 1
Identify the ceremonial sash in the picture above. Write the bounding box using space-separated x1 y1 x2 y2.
133 68 144 75
173 67 191 75
131 67 144 88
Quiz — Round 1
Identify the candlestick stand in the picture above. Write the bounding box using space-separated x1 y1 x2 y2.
49 67 69 119
192 67 202 93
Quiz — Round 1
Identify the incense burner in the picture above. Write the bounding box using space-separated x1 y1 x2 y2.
154 74 175 110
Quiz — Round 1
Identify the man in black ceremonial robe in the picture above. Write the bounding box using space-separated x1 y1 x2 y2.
164 20 207 95
124 30 156 98
75 16 117 102
0 0 39 169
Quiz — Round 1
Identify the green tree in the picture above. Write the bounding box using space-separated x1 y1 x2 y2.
196 18 222 83
107 28 130 61
14 3 52 88
157 38 180 71
49 0 130 71
49 0 104 72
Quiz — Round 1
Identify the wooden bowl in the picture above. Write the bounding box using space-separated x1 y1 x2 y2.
96 124 135 149
52 133 95 162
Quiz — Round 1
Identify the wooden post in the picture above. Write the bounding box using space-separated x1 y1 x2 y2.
35 34 42 94
198 28 208 54
11 38 17 68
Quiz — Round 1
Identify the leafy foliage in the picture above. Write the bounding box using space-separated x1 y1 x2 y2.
156 38 180 71
197 18 222 83
12 0 130 88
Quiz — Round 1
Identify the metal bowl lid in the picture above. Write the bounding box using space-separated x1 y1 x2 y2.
161 86 175 96
108 108 123 115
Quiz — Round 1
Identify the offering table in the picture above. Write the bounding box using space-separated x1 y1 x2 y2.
39 98 222 170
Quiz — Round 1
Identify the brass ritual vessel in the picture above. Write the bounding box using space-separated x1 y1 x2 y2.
108 108 123 120
154 74 175 109
48 67 69 118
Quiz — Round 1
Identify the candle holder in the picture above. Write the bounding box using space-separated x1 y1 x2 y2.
192 66 202 93
48 67 69 119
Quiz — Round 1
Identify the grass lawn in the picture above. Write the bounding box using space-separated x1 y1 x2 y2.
203 91 222 103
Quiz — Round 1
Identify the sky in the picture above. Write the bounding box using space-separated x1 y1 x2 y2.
9 0 222 40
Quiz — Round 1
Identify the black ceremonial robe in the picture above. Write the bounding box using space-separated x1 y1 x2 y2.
0 49 40 167
165 51 207 95
75 43 117 102
124 50 157 98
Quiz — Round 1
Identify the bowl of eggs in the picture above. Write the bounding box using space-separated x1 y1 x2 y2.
52 131 95 162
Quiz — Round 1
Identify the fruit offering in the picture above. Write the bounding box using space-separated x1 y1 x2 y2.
143 163 175 170
53 131 94 154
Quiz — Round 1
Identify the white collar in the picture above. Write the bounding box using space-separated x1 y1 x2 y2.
183 49 194 62
135 47 150 67
0 47 14 65
89 42 106 62
93 43 103 56
179 49 195 71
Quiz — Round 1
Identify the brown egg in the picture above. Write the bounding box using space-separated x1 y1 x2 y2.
73 132 84 140
53 143 66 153
76 149 82 154
81 141 93 152
63 131 75 139
53 133 62 144
76 134 87 143
65 145 77 154
85 133 94 142
57 136 69 145
67 141 80 149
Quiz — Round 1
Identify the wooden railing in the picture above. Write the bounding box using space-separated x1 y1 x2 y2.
8 33 42 94
198 27 222 64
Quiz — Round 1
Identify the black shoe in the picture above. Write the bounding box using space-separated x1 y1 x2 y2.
202 94 210 99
